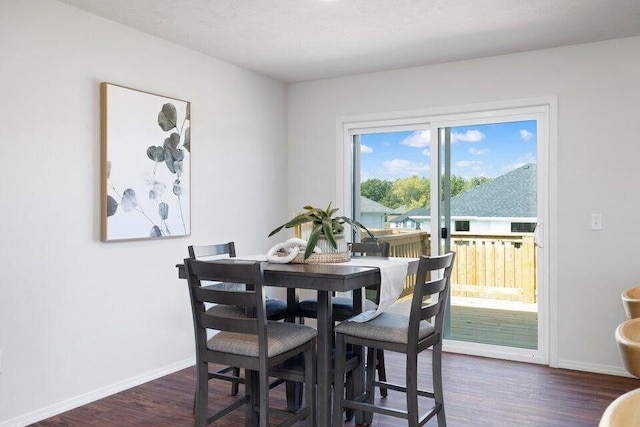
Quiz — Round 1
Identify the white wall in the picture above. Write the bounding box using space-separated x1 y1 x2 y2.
0 1 288 425
288 37 640 374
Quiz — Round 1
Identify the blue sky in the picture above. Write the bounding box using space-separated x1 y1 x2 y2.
360 120 537 181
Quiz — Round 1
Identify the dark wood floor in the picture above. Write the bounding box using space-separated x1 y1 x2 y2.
31 351 639 427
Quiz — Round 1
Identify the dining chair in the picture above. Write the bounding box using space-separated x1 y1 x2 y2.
297 241 391 396
332 252 456 427
188 242 293 398
184 257 316 427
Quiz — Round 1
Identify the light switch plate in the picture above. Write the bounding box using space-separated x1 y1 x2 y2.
591 213 602 231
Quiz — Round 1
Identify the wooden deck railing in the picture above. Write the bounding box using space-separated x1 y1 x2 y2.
368 230 537 303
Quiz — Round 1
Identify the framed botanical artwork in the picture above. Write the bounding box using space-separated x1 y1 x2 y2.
100 83 191 241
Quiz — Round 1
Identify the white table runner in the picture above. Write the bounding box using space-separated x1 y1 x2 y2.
335 257 409 322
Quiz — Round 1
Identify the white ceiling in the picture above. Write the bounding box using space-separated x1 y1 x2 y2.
58 0 640 83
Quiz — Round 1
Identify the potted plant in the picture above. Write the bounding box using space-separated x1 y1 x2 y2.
269 203 376 260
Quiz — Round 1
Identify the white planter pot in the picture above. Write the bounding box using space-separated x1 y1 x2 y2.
315 234 348 254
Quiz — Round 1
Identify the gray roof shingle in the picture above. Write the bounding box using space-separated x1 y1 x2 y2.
360 196 404 214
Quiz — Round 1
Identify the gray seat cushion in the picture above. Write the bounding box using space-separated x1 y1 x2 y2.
206 297 288 319
335 311 435 345
207 304 245 318
205 281 288 319
299 296 377 318
207 321 317 357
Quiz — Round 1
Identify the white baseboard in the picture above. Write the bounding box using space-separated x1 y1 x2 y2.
557 359 634 378
0 357 196 427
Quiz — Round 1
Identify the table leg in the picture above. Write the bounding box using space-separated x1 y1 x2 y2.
246 370 258 426
285 287 303 412
316 290 332 427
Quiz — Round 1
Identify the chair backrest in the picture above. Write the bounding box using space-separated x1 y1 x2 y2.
349 241 390 257
409 252 456 343
188 242 245 290
188 242 236 259
183 258 269 359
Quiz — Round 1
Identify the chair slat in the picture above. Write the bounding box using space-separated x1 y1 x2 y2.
194 286 256 308
188 242 236 258
199 312 258 335
187 258 261 284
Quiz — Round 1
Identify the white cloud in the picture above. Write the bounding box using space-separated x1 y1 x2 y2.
400 130 430 148
452 130 485 143
382 158 429 176
360 144 373 154
422 148 430 156
455 160 483 168
469 147 490 155
502 152 537 173
520 129 533 141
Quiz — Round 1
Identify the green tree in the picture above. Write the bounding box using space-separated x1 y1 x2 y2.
360 175 491 210
381 191 402 209
361 179 392 203
390 176 430 209
449 175 468 197
445 175 493 198
469 176 492 188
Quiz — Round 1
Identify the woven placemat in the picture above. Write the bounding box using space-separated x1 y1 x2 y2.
291 251 350 264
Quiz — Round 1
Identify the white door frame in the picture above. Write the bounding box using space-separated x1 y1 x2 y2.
336 96 558 366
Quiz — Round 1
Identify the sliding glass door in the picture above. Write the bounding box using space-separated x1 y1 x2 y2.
342 101 551 364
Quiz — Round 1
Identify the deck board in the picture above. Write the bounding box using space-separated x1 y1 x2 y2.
450 305 537 349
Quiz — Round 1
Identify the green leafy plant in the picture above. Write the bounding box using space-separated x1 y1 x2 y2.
269 203 376 259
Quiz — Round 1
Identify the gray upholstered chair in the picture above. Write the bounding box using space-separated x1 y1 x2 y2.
184 258 316 427
332 252 455 427
188 242 294 398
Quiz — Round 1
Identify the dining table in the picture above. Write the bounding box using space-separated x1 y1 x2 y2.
177 255 419 426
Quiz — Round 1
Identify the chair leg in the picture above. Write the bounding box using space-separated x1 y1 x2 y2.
364 347 377 425
377 348 388 397
232 367 240 395
305 343 316 427
406 352 419 427
351 342 365 424
246 370 258 426
259 367 269 427
433 342 447 426
194 360 209 427
286 381 303 411
332 333 347 426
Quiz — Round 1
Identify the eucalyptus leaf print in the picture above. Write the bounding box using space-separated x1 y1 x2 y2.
102 83 190 241
184 127 190 153
146 146 165 162
159 202 169 220
121 189 137 212
106 195 118 216
158 103 178 131
150 226 162 237
163 133 182 174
